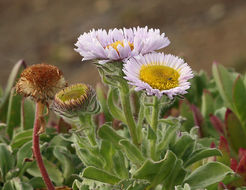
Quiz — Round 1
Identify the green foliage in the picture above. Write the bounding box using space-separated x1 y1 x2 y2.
0 143 15 182
73 112 231 190
82 167 121 185
0 60 26 123
1 60 244 189
184 162 234 190
179 64 246 148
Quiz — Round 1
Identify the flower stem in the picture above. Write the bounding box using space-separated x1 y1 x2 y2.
137 102 144 143
151 96 159 131
119 85 139 146
87 115 97 146
33 102 55 190
150 96 159 160
79 114 97 146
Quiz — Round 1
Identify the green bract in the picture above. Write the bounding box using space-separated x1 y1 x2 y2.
52 83 100 126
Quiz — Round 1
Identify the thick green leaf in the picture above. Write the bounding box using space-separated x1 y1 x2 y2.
21 98 35 130
171 134 194 160
133 150 177 187
27 158 64 185
184 148 222 167
162 159 186 189
212 63 234 109
100 140 114 171
225 109 246 152
82 166 121 185
159 118 178 126
98 124 124 148
214 107 227 121
16 141 33 172
144 106 151 125
3 178 33 190
75 146 104 168
217 136 230 166
180 101 194 132
157 125 179 154
0 122 7 129
119 139 144 166
51 134 72 147
233 76 246 130
206 171 239 190
28 177 45 189
184 162 233 189
2 180 15 190
147 126 157 140
96 84 112 121
113 151 128 179
125 183 148 190
11 129 33 149
72 180 80 190
72 180 90 190
107 88 125 122
198 137 217 148
6 89 22 139
117 179 150 190
186 71 208 106
0 60 26 122
0 144 15 181
53 146 74 180
175 184 191 190
97 67 118 86
201 90 214 118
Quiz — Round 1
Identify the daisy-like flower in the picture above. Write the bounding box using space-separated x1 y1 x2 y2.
75 26 170 64
123 52 194 99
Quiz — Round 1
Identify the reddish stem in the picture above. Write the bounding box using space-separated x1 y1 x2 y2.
33 102 55 190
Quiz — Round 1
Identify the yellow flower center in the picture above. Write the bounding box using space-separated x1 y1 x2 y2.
57 84 88 102
139 64 180 90
106 40 134 53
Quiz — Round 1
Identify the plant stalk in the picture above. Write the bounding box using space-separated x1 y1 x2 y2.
79 114 97 146
119 86 139 146
151 96 159 131
33 102 55 190
150 96 159 160
87 115 97 146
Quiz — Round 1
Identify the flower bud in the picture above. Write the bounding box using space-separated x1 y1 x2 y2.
16 63 67 102
52 83 100 123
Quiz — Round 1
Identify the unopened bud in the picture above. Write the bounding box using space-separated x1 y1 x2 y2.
52 83 100 124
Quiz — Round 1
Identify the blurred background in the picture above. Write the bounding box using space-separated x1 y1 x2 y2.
0 0 246 87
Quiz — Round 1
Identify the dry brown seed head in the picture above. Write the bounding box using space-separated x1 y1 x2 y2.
16 63 67 102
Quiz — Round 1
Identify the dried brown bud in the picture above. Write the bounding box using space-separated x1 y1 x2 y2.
16 64 67 102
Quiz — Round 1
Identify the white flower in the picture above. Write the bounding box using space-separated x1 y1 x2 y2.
75 26 170 64
123 52 194 99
